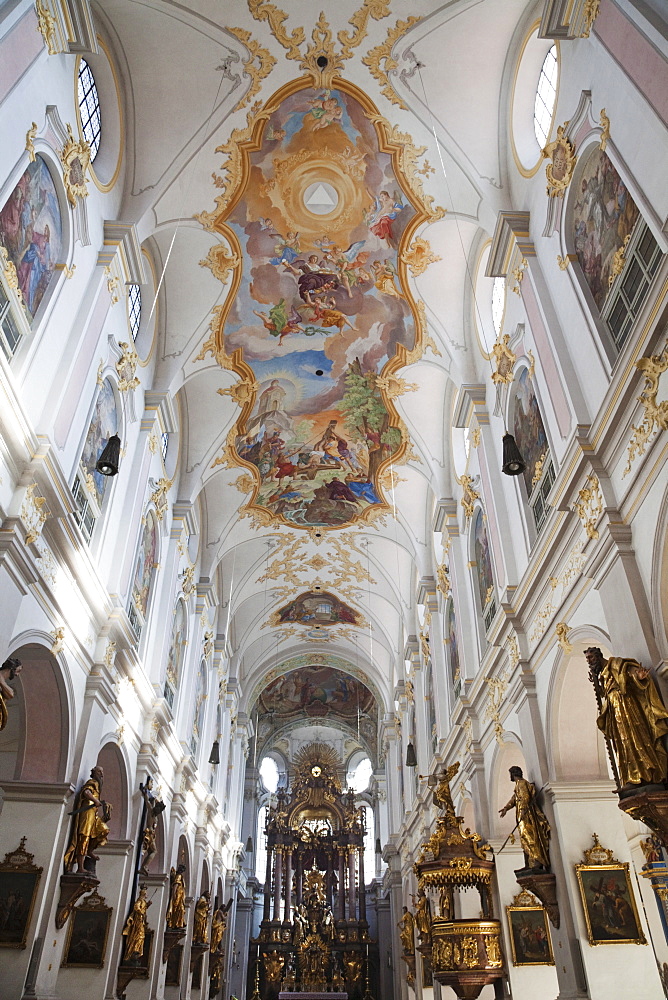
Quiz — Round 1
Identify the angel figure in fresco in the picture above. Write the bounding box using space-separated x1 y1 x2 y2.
371 259 403 299
311 296 355 333
253 300 305 345
366 189 404 247
283 255 340 304
308 90 343 130
266 123 286 141
324 241 369 296
269 230 301 266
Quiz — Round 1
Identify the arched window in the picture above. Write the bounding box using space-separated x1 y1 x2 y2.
472 508 496 632
164 599 187 709
511 368 554 533
77 59 102 160
491 277 506 338
259 756 280 793
570 146 663 350
348 757 372 793
533 45 558 148
425 661 437 755
445 599 461 696
128 283 141 340
128 510 159 638
191 659 208 759
0 155 63 343
358 802 375 884
72 377 119 541
255 804 268 881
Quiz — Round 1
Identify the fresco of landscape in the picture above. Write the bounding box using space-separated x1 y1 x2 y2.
221 86 418 527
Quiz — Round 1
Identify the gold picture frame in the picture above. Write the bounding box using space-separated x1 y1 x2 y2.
0 837 43 949
62 889 112 968
575 834 646 946
505 889 554 966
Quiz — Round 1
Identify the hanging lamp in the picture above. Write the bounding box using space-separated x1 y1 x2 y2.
208 740 220 765
501 432 526 477
96 434 121 477
406 741 418 767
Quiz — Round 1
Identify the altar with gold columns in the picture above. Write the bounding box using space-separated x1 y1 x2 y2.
252 744 373 999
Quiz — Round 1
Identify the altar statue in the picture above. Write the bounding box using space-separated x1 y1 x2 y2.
499 766 551 870
585 646 668 790
210 899 231 953
193 890 211 944
414 889 432 945
0 657 22 731
398 906 415 954
123 885 151 961
166 864 187 928
63 766 112 874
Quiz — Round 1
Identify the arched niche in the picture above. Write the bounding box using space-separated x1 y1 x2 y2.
549 637 611 782
176 833 191 894
0 642 69 782
492 741 527 839
461 798 476 836
200 860 210 895
96 741 129 840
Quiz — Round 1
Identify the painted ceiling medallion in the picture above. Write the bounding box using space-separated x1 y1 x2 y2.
268 590 363 628
199 75 442 529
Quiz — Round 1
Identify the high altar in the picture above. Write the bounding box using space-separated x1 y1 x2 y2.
251 744 373 998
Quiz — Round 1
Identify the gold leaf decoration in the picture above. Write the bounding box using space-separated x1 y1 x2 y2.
573 473 603 540
363 17 421 110
624 338 668 476
581 0 601 37
59 124 90 207
217 379 259 406
401 236 441 277
366 115 445 222
599 108 610 151
227 27 277 112
25 122 38 162
542 123 576 199
199 243 240 285
35 0 57 54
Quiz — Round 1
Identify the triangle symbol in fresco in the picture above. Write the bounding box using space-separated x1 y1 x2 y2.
305 184 336 209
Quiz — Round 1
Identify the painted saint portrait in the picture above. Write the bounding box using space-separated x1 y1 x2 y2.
131 511 158 618
0 155 62 320
576 864 645 945
164 599 187 707
0 870 40 948
80 378 118 505
259 666 375 722
203 84 426 528
512 368 548 496
445 599 460 692
473 509 494 610
62 893 111 968
273 590 361 627
506 904 554 966
571 147 639 309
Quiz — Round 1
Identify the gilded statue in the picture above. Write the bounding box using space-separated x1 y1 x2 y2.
0 658 22 731
399 905 416 954
63 766 112 874
462 935 479 969
210 899 231 954
585 646 668 790
413 889 431 945
139 777 165 875
193 890 211 945
429 761 460 819
165 864 187 928
343 951 363 982
265 950 285 983
122 885 151 961
499 766 551 871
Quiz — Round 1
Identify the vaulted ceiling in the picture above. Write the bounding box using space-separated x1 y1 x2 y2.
97 0 536 722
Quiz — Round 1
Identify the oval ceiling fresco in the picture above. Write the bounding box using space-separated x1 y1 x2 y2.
199 78 441 529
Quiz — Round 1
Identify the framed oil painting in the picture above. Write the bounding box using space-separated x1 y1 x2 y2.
0 837 43 949
62 889 112 968
575 835 646 946
506 889 554 966
165 942 183 986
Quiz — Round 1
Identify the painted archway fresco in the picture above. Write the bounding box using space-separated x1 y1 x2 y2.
199 78 441 529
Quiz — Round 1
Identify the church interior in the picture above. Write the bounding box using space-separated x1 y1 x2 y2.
1 1 668 999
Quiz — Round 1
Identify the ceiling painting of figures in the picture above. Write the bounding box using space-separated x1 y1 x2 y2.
268 590 363 628
200 79 440 529
258 665 375 722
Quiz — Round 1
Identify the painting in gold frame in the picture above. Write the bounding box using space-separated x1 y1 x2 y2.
506 889 554 966
0 837 43 949
62 889 112 968
575 834 646 946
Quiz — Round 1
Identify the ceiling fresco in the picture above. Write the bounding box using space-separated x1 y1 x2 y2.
199 74 442 529
268 590 363 628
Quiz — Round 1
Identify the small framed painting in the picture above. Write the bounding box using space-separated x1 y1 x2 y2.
62 890 112 968
575 835 646 946
0 838 43 949
506 888 554 966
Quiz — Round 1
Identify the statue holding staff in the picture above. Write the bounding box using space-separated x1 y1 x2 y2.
499 767 551 871
585 647 668 792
